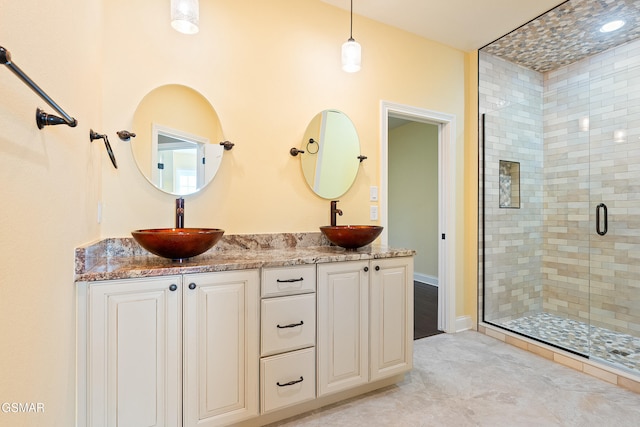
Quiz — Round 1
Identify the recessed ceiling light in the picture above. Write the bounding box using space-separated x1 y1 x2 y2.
600 20 625 33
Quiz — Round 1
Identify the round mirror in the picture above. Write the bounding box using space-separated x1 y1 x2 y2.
300 110 360 199
132 84 224 196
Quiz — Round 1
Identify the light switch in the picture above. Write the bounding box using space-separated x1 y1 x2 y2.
370 186 378 201
370 205 378 221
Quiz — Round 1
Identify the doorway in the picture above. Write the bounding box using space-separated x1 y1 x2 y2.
380 101 457 334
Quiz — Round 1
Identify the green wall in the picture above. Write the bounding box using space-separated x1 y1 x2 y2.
389 121 439 283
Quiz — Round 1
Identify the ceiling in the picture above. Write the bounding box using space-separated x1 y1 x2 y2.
321 0 640 72
482 0 640 72
320 0 566 52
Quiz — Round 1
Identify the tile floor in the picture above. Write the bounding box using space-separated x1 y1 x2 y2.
270 331 640 426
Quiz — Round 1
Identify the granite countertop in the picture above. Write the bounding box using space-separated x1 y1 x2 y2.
75 233 415 282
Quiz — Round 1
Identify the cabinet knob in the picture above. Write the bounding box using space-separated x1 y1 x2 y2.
375 265 380 271
188 283 196 290
363 266 369 272
169 284 178 291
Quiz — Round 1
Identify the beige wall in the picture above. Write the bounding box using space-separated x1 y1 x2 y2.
0 0 103 424
0 0 478 425
464 51 479 324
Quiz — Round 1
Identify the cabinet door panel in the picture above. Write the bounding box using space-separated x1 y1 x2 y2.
317 261 368 396
184 270 259 427
88 276 181 427
370 257 413 381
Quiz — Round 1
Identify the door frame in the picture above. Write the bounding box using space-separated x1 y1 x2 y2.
380 101 457 333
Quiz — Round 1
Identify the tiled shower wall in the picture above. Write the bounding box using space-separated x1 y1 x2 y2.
544 39 640 334
481 38 640 334
479 54 544 323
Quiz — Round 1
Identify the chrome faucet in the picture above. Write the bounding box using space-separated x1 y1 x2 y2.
176 197 185 228
330 200 343 226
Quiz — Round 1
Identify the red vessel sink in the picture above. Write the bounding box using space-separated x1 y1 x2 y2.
320 225 383 249
131 228 224 260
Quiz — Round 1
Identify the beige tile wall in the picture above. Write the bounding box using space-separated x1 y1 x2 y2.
479 54 545 323
543 39 640 333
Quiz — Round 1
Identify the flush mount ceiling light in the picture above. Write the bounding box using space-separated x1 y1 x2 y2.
171 0 199 35
341 0 361 73
600 19 625 33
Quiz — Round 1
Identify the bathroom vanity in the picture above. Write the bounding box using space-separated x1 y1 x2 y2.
75 233 414 427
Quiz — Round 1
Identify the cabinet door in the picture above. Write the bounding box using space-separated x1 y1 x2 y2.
317 261 369 396
86 276 181 427
369 257 414 381
183 270 260 427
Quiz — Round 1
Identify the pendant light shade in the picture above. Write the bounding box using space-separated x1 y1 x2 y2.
342 38 361 73
171 0 199 35
342 0 361 73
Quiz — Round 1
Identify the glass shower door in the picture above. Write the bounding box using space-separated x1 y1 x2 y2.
587 65 640 373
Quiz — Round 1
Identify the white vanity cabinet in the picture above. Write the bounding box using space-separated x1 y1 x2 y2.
317 256 413 397
77 269 259 427
76 243 414 427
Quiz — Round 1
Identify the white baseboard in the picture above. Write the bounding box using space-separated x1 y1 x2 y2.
414 273 438 287
455 315 473 332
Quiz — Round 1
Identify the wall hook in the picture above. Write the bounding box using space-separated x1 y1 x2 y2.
117 130 136 141
290 147 305 156
90 129 118 169
358 155 367 162
220 141 234 151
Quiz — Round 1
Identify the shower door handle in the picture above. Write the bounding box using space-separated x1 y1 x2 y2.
596 203 608 236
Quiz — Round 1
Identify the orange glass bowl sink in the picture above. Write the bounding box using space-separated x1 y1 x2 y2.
320 225 383 249
131 228 225 260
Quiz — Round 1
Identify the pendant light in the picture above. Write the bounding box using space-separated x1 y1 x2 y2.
171 0 199 35
341 0 361 72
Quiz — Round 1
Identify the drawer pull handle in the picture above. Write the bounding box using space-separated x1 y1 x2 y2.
277 376 304 387
276 277 304 283
277 320 304 329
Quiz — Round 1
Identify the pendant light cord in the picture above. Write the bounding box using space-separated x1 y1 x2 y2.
349 0 354 41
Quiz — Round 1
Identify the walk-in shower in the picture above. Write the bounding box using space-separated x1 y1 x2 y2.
479 0 640 375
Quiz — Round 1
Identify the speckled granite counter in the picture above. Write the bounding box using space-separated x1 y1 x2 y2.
75 232 415 282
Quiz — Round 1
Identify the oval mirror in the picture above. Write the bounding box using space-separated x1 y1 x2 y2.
300 110 360 199
132 84 224 196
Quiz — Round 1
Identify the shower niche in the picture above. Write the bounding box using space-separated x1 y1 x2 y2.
498 160 520 209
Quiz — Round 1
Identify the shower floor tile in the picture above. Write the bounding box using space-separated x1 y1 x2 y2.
501 312 640 373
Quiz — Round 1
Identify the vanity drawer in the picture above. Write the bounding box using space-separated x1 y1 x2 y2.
262 265 316 297
261 293 316 357
260 347 316 413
